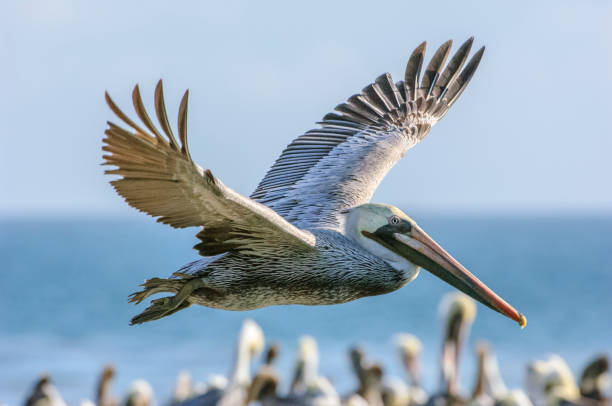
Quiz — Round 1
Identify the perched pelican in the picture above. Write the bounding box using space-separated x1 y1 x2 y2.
525 355 580 406
291 336 342 404
395 333 428 405
426 292 477 406
471 342 505 406
124 380 154 406
96 364 118 406
102 38 525 327
381 377 412 406
247 343 280 403
177 319 264 406
495 391 534 406
291 336 320 395
24 375 67 406
578 355 609 404
349 346 385 406
251 339 341 405
171 371 193 404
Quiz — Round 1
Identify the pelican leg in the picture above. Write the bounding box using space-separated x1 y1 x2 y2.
130 278 205 325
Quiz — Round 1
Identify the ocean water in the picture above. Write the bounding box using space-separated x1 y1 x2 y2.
1 214 611 405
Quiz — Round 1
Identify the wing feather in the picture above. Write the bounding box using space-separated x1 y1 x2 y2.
251 38 484 230
103 81 315 256
404 41 427 101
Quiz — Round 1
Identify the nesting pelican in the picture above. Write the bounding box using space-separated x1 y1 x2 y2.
102 38 525 327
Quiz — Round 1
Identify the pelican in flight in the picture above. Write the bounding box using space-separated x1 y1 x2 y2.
102 38 526 327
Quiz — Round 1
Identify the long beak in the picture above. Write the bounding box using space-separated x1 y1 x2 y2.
364 226 526 328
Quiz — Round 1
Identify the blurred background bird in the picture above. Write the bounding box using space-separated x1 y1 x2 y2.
17 296 609 406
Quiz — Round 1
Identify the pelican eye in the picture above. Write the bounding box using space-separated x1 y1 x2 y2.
389 215 401 226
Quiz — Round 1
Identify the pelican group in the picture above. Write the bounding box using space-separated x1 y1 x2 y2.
19 310 609 406
102 37 525 328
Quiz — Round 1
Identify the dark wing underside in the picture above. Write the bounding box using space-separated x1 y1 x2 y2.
251 38 484 230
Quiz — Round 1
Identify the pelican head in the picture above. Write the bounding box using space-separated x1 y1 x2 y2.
231 319 264 386
394 333 423 388
125 380 154 406
291 335 319 394
239 319 265 358
526 354 580 406
344 203 526 328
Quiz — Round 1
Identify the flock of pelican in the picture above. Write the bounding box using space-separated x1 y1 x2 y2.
18 36 595 406
21 294 609 406
102 38 525 328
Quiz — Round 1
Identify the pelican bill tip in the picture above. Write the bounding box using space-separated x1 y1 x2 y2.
518 313 527 329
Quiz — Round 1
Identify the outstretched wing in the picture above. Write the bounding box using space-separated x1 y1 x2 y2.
103 81 315 256
251 38 484 230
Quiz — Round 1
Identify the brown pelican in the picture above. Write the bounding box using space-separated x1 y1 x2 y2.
290 336 321 395
24 375 67 406
470 341 511 406
102 38 526 327
96 364 118 406
395 333 428 405
171 371 194 404
495 391 534 406
177 319 264 406
426 292 477 406
381 378 412 406
578 355 609 404
124 380 154 406
525 355 580 406
247 343 280 403
349 346 385 406
250 339 341 405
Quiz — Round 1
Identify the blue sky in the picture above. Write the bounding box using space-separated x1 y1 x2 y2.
1 0 611 216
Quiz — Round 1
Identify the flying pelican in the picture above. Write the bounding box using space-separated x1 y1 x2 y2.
102 38 526 327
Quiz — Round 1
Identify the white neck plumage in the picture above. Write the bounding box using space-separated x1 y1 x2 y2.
230 320 264 387
343 206 419 277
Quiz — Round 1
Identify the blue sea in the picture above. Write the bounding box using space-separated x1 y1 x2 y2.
1 214 611 405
